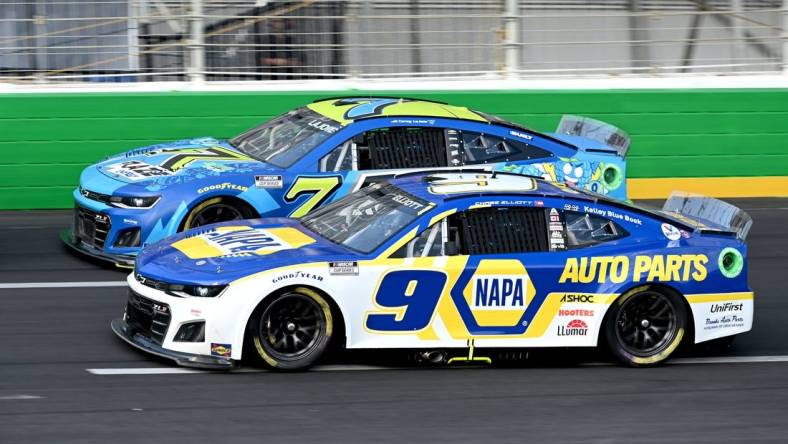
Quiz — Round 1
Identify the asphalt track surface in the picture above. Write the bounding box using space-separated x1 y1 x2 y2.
1 199 787 444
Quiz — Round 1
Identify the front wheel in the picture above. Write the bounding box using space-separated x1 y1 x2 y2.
605 287 687 367
181 197 255 230
249 288 333 371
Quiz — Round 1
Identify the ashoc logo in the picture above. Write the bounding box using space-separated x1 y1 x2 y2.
557 319 588 336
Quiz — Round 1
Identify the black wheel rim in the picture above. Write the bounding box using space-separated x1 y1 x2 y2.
189 204 244 228
615 291 677 356
259 294 325 361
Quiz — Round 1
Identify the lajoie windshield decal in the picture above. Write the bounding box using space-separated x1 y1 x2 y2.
559 254 708 284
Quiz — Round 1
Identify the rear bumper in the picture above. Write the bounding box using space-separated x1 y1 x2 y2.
111 318 237 370
60 229 136 268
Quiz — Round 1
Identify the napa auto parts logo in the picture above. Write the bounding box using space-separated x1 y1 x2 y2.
471 275 526 309
172 226 315 259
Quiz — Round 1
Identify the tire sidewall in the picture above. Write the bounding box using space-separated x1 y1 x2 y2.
604 286 687 367
250 287 333 371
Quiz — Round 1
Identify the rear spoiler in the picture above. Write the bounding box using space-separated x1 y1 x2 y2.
556 115 630 158
662 192 752 240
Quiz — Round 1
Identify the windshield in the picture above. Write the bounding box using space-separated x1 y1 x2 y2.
230 108 341 168
301 184 433 254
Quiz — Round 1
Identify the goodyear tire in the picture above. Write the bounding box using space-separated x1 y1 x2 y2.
604 287 687 367
249 287 333 371
181 197 255 230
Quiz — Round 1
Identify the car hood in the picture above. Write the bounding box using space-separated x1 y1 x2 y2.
135 218 361 285
92 137 266 190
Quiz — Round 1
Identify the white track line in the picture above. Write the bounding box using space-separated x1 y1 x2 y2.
87 355 788 375
0 395 44 400
0 281 126 289
87 365 396 375
671 355 788 365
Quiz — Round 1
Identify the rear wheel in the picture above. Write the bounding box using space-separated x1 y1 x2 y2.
605 287 687 367
249 288 333 371
182 197 255 230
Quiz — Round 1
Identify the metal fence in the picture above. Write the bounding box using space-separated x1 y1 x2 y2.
0 0 785 83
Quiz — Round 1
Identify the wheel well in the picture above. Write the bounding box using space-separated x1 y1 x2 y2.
241 285 347 361
178 195 258 231
598 283 695 347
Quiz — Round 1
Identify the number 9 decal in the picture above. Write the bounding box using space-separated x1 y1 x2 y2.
365 270 447 332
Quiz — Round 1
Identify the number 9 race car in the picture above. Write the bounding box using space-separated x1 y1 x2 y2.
112 171 753 370
64 96 629 267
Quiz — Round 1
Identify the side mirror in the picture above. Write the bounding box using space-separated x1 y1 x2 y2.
444 242 459 256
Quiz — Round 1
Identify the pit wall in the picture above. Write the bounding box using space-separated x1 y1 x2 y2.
1 88 787 209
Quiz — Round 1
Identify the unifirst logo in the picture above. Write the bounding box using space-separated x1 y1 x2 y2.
472 276 526 309
559 255 708 284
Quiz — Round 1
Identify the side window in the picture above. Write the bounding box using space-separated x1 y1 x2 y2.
391 220 446 258
320 127 449 172
448 207 548 255
461 131 552 164
564 210 628 247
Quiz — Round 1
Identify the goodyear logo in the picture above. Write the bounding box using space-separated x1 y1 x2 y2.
173 226 316 259
472 276 526 309
559 255 708 284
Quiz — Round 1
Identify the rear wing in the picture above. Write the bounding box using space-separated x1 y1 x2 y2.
662 192 752 240
556 115 631 157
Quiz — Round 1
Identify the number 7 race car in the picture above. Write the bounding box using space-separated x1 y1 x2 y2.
112 171 753 370
64 97 629 267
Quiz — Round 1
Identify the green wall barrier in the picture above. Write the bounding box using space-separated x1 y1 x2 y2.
1 89 787 209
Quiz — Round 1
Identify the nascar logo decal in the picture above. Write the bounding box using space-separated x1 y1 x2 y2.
172 226 316 259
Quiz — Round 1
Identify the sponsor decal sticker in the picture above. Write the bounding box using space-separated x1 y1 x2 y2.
211 343 232 358
105 161 173 180
329 261 359 275
272 271 324 284
558 309 594 317
704 315 745 331
583 205 642 225
509 130 533 140
123 218 138 225
197 182 249 194
557 319 588 336
560 293 595 303
661 223 682 241
255 175 283 188
471 276 526 310
710 302 744 313
559 255 708 284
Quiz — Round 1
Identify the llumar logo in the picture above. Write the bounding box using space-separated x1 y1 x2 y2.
559 255 708 284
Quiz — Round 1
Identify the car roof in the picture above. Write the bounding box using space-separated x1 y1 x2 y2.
390 171 575 203
305 97 579 152
307 97 488 126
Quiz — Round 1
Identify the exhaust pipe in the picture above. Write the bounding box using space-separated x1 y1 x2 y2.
417 350 448 364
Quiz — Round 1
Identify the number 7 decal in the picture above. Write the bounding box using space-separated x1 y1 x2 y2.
284 176 342 218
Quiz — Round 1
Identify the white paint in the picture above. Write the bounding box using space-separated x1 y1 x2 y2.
0 281 127 289
4 75 788 94
86 355 788 376
0 395 44 400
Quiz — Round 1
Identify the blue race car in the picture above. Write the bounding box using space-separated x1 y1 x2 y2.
113 171 753 370
64 97 630 267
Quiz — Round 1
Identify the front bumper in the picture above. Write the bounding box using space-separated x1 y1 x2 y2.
60 229 136 268
111 318 236 370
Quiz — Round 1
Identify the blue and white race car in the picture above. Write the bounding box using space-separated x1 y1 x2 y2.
64 97 629 267
112 171 753 370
